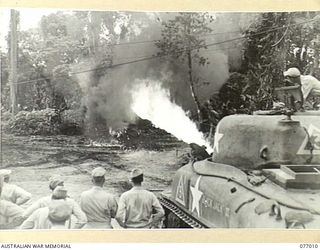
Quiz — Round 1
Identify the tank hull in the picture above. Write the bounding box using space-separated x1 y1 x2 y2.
161 161 320 228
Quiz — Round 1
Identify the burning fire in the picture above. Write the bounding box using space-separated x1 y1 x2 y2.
131 79 213 153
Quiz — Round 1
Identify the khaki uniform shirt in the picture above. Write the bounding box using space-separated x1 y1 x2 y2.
23 196 87 229
1 183 32 205
0 200 24 225
20 207 69 230
116 186 164 228
80 186 118 229
301 75 320 100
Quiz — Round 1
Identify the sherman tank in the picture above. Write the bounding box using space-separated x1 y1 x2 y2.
159 87 320 229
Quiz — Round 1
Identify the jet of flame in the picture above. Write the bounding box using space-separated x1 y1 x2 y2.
131 79 213 153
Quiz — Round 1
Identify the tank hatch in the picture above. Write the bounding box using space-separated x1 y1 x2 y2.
264 165 320 189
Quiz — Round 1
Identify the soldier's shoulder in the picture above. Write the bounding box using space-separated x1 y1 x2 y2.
3 183 15 189
302 75 318 81
80 189 91 197
98 189 115 197
120 189 131 196
142 189 157 198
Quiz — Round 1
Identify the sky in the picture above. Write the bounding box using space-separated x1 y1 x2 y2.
0 8 62 51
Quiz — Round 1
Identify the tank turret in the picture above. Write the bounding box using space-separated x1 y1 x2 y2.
212 113 320 170
159 110 320 229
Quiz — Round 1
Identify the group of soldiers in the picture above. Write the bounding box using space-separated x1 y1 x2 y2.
0 167 165 229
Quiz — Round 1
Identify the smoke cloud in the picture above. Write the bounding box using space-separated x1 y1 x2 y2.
76 12 257 135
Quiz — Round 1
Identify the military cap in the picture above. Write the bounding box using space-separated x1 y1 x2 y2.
91 167 106 177
49 175 64 190
52 186 68 199
283 67 301 77
0 169 12 178
130 168 143 179
48 199 72 223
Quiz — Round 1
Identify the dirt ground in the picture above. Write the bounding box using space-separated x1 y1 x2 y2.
1 133 189 227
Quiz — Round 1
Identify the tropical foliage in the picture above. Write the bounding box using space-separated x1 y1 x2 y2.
2 11 320 136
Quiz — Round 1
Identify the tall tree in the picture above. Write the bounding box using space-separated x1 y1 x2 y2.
16 12 86 111
242 12 291 110
156 13 214 122
9 9 19 114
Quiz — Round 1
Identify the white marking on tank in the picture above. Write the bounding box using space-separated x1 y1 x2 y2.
190 176 203 217
314 167 320 173
297 124 320 155
213 122 224 153
203 196 231 217
175 175 186 206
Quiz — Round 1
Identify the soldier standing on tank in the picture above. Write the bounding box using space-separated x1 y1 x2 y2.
80 167 118 229
22 175 87 229
284 67 320 108
116 169 165 229
0 169 32 206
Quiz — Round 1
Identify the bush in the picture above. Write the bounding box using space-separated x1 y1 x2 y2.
60 109 84 135
1 110 12 122
5 109 61 135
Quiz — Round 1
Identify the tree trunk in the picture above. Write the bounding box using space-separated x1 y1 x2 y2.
187 50 203 122
9 9 18 115
184 16 203 124
310 38 319 76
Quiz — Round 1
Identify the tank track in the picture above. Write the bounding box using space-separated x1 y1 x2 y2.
159 197 207 228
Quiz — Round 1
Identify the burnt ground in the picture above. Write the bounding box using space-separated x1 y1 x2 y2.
1 129 189 217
